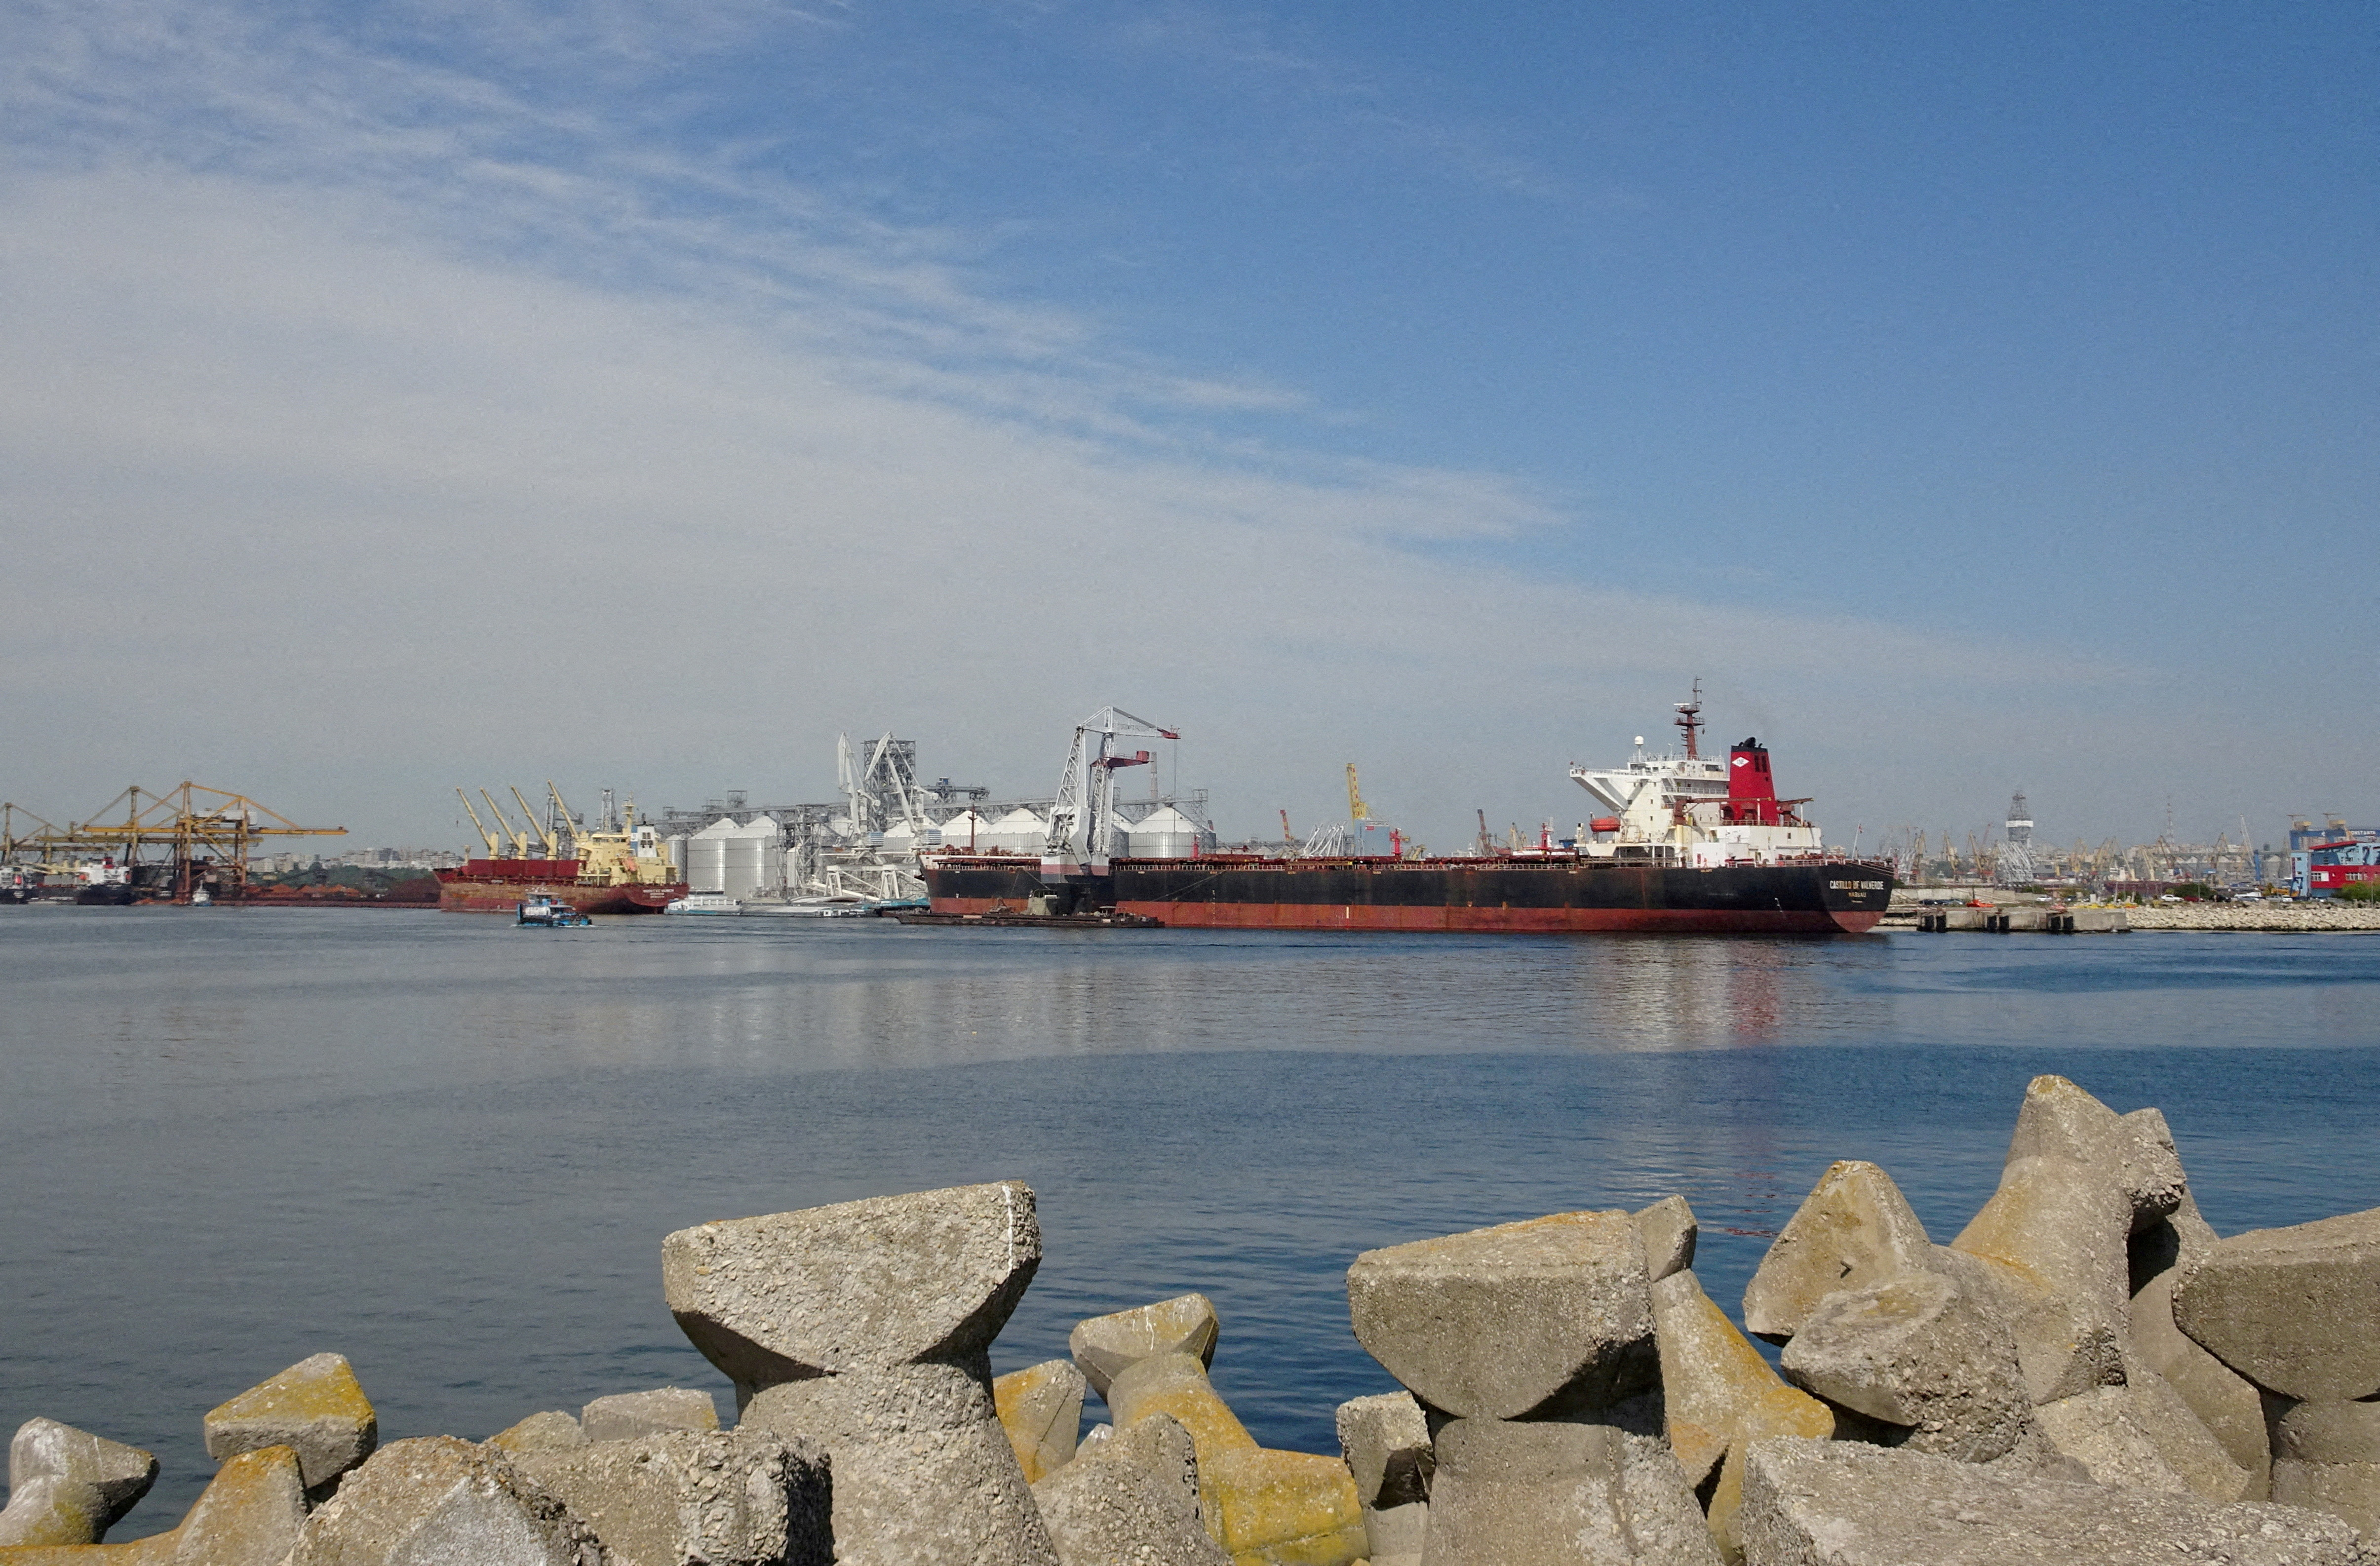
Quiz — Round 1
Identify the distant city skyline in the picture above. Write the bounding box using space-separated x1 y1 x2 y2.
4 1 2372 850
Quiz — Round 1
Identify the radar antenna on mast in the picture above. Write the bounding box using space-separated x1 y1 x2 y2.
1674 679 1704 759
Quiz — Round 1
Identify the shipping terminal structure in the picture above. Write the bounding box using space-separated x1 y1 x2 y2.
922 691 1897 934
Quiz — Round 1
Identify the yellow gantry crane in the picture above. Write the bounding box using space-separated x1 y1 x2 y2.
19 783 343 902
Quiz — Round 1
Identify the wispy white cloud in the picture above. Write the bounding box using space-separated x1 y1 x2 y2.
0 0 2204 844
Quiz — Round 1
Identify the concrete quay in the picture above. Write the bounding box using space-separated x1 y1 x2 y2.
6 1079 2379 1564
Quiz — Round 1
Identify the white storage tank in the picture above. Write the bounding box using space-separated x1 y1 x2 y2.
935 810 992 851
723 815 782 899
982 807 1048 855
1126 805 1204 859
683 818 737 894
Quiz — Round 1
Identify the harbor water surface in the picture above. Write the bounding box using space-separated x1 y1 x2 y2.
3 909 2377 1527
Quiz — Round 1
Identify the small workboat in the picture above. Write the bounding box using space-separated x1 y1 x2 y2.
516 895 592 927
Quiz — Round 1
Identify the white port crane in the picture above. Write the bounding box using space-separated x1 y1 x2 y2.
1042 706 1178 877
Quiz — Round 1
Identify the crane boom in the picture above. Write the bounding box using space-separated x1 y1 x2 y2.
1043 705 1179 874
456 789 500 857
481 790 532 858
1346 764 1369 822
511 785 562 858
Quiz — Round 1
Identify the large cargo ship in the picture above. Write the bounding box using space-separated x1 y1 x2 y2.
922 692 1894 934
436 789 685 914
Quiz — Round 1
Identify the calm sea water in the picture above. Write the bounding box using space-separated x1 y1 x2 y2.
2 908 2376 1529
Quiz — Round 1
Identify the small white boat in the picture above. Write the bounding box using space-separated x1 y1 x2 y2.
663 892 741 916
739 897 869 918
517 895 592 927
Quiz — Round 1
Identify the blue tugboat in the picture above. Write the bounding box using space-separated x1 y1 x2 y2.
516 894 592 927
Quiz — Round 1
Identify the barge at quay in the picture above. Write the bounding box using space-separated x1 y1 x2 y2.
922 690 1895 934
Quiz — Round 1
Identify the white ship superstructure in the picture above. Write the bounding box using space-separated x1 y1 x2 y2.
1569 685 1825 867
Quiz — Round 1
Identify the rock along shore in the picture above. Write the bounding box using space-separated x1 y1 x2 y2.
2122 902 2380 932
4 1076 2377 1565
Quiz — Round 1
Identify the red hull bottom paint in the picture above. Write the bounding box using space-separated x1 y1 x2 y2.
1116 901 1882 935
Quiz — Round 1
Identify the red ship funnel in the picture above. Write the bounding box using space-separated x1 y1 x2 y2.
1727 737 1786 826
1729 738 1777 802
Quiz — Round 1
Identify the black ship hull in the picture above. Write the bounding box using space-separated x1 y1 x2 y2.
923 855 1893 934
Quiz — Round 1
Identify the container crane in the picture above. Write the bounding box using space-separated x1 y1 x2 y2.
23 783 342 902
1043 706 1177 877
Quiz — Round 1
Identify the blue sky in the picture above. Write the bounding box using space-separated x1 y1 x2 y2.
3 0 2372 851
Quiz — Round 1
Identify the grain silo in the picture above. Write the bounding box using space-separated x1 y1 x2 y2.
683 818 737 894
982 807 1048 855
1126 805 1204 859
723 816 782 899
935 810 992 851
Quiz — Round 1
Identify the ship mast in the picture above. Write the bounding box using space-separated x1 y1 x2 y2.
1674 679 1704 760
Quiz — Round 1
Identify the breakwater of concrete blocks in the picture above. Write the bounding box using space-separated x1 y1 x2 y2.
4 1075 2377 1565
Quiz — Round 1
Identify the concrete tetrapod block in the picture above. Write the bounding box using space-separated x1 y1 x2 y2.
2173 1207 2380 1403
488 1412 590 1456
1649 1270 1833 1562
1777 1272 2032 1464
1419 1418 1632 1566
201 1353 378 1493
1103 1355 1363 1566
1106 1353 1260 1473
580 1388 719 1443
1347 1210 1658 1421
1070 1295 1220 1402
1740 1162 1935 1342
510 1427 829 1566
1735 1435 2369 1566
1652 1270 1834 1490
284 1436 600 1566
1334 1393 1431 1566
743 1361 1058 1566
1618 1433 1725 1566
1094 1414 1207 1529
2128 1195 2269 1494
1949 1082 2188 1368
2032 1385 2192 1492
1031 1413 1228 1566
995 1360 1087 1484
142 1443 309 1566
0 1419 159 1546
662 1181 1042 1403
2267 1396 2380 1537
1634 1197 1699 1285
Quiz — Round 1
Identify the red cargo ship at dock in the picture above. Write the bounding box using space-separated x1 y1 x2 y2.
921 691 1894 934
436 787 685 914
434 858 683 915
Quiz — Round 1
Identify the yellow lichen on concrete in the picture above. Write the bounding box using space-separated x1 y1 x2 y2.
1109 1353 1261 1469
993 1360 1085 1484
1104 1353 1362 1566
1204 1448 1367 1566
203 1354 376 1491
1651 1269 1833 1563
0 1447 306 1566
